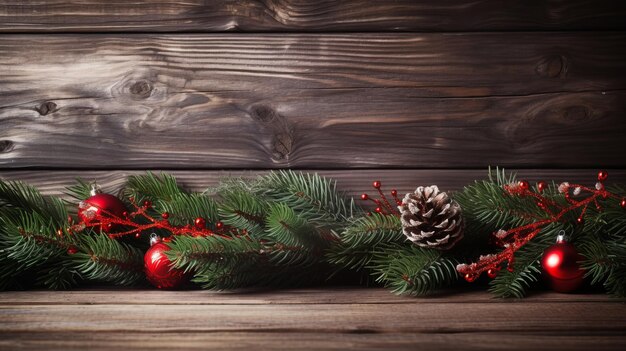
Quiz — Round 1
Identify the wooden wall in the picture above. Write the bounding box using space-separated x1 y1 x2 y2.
1 0 626 197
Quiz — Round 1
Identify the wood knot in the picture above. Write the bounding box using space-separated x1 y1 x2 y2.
248 104 294 161
535 55 568 78
129 80 153 99
36 101 57 115
250 105 279 124
0 140 14 153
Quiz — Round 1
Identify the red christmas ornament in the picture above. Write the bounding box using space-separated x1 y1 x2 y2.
78 192 127 226
518 180 529 190
537 181 548 193
541 233 584 293
144 237 188 289
194 217 206 229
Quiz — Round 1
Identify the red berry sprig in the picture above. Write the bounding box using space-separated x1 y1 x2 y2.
360 181 401 216
457 170 624 282
72 197 237 240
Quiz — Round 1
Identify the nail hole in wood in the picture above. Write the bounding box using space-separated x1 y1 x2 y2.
0 140 14 153
36 101 57 116
129 80 153 99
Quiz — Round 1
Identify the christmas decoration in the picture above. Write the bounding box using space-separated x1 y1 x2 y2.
398 186 464 250
1 169 624 298
456 170 623 285
78 185 127 230
144 235 188 289
541 232 585 293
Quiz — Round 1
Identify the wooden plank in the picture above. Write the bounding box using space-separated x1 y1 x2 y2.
0 0 625 33
1 33 625 169
1 332 624 351
0 288 619 306
2 302 625 333
1 169 625 200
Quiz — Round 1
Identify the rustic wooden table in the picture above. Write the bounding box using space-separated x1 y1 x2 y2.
1 288 624 350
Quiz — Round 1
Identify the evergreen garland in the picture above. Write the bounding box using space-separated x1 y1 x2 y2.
0 169 624 298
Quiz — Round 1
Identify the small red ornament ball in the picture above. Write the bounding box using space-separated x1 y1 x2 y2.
597 170 609 182
194 217 206 229
518 180 529 190
144 242 188 289
537 181 548 193
78 193 127 225
541 237 584 293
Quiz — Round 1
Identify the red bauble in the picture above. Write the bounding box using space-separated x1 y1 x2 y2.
78 193 127 225
541 237 584 293
144 242 188 289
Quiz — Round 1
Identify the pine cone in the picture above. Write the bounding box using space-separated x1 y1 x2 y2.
398 185 464 250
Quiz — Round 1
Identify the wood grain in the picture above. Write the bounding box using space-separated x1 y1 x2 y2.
1 34 625 169
2 302 625 333
2 169 625 200
0 0 625 33
0 288 618 306
1 332 625 351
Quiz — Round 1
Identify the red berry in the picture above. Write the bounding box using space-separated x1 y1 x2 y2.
464 273 476 283
537 181 548 193
487 268 498 279
57 229 63 237
143 200 152 208
360 193 369 200
391 189 398 197
122 211 129 218
373 181 381 189
598 170 608 182
216 221 224 229
194 217 206 229
161 212 170 219
518 180 529 190
375 207 382 213
621 198 626 209
67 246 78 255
576 216 584 225
135 233 141 239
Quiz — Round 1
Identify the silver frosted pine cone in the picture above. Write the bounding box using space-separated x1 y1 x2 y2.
398 185 464 250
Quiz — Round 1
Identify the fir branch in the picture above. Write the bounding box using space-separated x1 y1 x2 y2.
0 179 67 222
258 171 360 229
487 224 561 298
218 190 267 236
264 202 329 248
124 172 185 202
370 244 459 296
328 213 404 271
72 234 144 286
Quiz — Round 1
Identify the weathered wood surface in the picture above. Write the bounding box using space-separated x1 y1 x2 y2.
2 169 624 200
1 0 625 33
1 33 625 169
0 289 624 351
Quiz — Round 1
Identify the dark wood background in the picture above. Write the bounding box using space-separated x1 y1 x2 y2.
1 0 626 196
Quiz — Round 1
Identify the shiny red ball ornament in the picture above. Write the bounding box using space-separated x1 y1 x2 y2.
144 241 188 289
373 181 381 189
518 180 529 190
194 217 206 229
597 170 608 182
78 193 128 226
537 181 548 193
541 235 584 293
